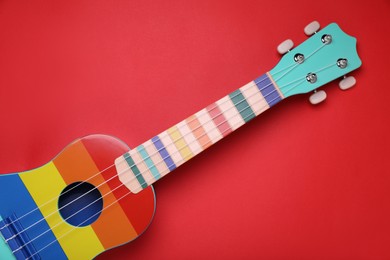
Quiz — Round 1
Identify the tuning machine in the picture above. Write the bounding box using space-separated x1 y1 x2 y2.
304 21 320 36
277 21 320 54
339 76 356 90
309 90 327 105
277 39 294 55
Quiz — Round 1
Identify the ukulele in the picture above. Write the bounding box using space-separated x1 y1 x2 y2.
0 21 361 260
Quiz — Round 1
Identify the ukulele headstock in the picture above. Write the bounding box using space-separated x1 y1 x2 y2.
270 22 362 104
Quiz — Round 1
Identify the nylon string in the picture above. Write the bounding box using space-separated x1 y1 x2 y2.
15 60 338 256
6 42 333 256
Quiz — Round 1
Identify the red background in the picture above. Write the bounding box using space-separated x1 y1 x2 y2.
1 0 389 259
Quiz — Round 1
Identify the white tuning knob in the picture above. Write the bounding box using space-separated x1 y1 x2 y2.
277 39 294 55
309 90 327 105
304 21 320 36
339 76 356 90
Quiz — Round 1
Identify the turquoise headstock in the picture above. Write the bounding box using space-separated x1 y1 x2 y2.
270 23 362 99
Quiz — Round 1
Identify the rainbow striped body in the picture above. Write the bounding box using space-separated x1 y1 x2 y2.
0 135 155 259
115 73 283 194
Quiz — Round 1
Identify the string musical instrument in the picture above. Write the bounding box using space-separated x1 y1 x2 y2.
0 21 361 259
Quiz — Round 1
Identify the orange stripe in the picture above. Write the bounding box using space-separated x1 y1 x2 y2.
186 115 211 149
53 140 137 249
81 136 155 235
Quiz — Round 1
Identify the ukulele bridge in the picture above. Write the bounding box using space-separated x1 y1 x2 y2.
0 213 40 260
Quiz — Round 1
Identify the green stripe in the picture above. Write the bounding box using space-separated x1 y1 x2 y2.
123 153 148 189
137 145 161 180
229 90 255 122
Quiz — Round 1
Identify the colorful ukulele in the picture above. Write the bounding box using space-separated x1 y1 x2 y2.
0 21 361 259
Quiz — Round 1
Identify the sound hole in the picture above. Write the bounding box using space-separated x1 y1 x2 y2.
58 182 103 227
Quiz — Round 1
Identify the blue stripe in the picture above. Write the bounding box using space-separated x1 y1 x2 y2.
0 215 16 260
254 74 282 107
0 222 25 259
1 214 40 260
0 173 67 260
152 136 176 171
137 145 161 180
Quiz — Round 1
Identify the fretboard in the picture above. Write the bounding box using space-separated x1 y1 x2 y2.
115 72 284 193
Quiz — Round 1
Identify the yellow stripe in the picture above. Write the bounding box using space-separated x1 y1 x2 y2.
20 162 104 260
167 125 193 161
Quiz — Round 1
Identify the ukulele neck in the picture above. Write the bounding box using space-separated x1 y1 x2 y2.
115 72 284 193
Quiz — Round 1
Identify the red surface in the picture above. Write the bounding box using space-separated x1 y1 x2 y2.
0 0 389 259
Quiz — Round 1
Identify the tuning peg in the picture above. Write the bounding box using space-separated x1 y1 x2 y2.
339 76 356 90
304 21 320 36
309 90 327 105
277 39 294 55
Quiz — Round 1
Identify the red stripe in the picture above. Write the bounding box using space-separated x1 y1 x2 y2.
206 103 232 137
81 135 155 235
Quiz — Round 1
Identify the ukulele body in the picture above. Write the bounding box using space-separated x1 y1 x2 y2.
0 134 156 260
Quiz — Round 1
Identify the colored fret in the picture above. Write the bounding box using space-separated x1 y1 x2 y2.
115 73 284 194
229 89 256 123
167 126 193 161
